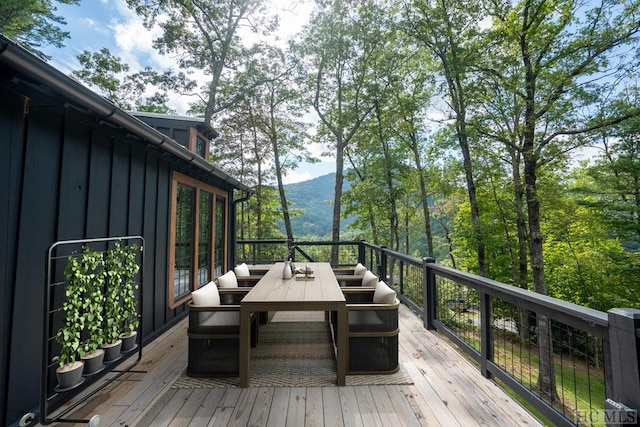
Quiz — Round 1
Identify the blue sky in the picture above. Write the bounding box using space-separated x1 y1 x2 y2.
41 0 335 184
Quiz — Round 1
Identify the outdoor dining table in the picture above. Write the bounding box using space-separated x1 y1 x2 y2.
239 262 348 388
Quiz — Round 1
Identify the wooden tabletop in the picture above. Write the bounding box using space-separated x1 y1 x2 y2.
242 262 345 306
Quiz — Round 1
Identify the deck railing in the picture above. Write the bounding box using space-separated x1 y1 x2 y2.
236 239 639 427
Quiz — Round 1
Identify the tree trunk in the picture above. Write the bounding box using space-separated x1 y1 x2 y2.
331 142 345 265
269 101 293 241
524 138 559 403
408 132 434 256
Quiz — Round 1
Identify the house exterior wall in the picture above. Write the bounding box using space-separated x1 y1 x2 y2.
0 76 236 425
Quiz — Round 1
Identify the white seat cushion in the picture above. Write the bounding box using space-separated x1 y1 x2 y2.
234 263 250 277
362 270 378 288
217 270 238 288
354 263 367 275
373 281 396 304
190 281 220 306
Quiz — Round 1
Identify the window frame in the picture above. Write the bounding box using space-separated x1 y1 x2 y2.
189 128 210 159
169 171 228 308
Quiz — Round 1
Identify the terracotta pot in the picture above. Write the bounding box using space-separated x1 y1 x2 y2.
81 349 105 376
101 339 122 363
120 331 138 353
55 361 85 391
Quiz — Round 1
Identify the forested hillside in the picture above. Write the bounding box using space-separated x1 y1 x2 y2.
279 173 355 238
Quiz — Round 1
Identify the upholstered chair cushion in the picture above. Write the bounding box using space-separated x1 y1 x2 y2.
190 281 220 306
217 270 238 288
353 263 367 275
362 270 378 288
373 281 396 304
234 263 250 277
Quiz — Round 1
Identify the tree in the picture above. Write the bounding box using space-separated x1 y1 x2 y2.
250 47 314 241
125 0 277 124
72 48 183 113
297 0 383 264
0 0 79 59
481 0 640 403
405 0 489 276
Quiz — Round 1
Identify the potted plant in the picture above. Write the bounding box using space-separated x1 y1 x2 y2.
78 247 106 375
118 243 141 352
53 251 88 391
101 244 123 362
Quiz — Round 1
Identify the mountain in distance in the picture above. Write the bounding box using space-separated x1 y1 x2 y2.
280 172 355 238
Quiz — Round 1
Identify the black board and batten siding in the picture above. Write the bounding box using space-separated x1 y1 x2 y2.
0 41 244 425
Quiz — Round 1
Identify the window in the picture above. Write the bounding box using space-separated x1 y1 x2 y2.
198 191 212 284
174 184 195 298
189 128 210 159
169 172 227 308
195 136 206 157
214 196 226 277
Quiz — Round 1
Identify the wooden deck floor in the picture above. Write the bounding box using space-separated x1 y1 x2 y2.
48 305 543 426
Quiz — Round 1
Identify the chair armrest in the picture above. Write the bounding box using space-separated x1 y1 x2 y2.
335 274 365 287
333 267 356 275
342 288 375 303
346 298 399 333
247 265 273 275
218 287 251 304
236 275 262 287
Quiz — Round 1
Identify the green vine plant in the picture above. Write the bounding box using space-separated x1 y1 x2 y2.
103 243 124 345
54 248 92 368
78 247 105 357
118 243 141 336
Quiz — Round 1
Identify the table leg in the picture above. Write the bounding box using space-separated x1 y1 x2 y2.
336 305 347 386
239 306 251 388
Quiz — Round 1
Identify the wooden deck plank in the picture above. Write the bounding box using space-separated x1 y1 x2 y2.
353 386 384 427
369 386 404 426
227 388 259 427
305 387 325 427
338 387 364 427
285 387 306 427
207 388 242 427
135 388 183 427
383 385 427 427
322 387 345 427
186 388 226 427
168 388 210 427
266 387 290 427
246 387 275 427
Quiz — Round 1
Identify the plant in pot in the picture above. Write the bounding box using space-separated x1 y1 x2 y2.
118 243 141 352
77 247 106 375
53 251 89 391
101 244 123 362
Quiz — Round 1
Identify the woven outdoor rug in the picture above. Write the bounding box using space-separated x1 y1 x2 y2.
173 314 413 388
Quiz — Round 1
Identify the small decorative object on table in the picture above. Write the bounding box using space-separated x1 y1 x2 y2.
282 260 292 279
295 265 314 281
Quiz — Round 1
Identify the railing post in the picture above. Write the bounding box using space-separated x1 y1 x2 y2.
480 292 493 379
605 308 640 425
379 246 387 282
358 240 365 265
423 257 436 330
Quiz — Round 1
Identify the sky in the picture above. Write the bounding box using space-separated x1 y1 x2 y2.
41 0 335 184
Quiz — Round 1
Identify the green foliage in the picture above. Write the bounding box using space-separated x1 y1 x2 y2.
117 243 141 335
55 246 99 367
72 48 182 114
0 0 79 59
